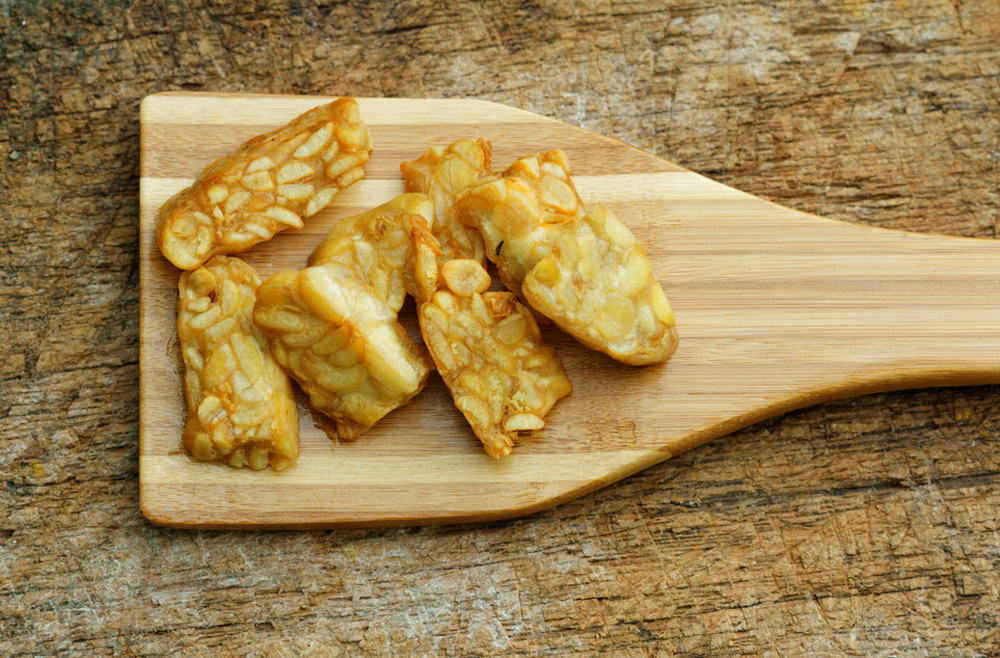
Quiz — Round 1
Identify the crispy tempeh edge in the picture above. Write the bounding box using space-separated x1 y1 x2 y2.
178 256 298 470
159 97 373 270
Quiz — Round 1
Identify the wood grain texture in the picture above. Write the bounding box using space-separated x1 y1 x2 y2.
140 92 1000 528
3 0 1000 655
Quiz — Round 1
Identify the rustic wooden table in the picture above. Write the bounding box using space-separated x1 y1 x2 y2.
2 1 998 655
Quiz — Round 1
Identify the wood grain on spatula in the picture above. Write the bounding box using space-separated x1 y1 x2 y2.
139 92 1000 529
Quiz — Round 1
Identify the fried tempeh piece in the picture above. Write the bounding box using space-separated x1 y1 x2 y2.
177 256 298 470
254 263 432 440
307 193 440 310
522 205 678 365
418 259 572 458
453 150 585 293
159 98 373 270
400 139 492 264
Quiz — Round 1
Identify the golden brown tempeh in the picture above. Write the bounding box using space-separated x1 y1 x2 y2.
400 138 492 265
453 150 585 293
177 256 298 470
419 259 572 458
159 98 373 270
522 205 678 365
254 263 432 441
307 193 440 310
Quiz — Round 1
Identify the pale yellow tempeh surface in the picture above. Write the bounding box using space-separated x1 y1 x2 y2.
419 259 572 458
254 263 432 441
177 256 299 470
400 138 492 265
158 97 373 270
307 193 440 309
523 205 678 365
454 150 585 293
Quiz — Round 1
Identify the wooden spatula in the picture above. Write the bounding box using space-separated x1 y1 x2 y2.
139 92 1000 528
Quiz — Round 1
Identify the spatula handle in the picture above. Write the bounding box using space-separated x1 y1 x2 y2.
665 210 1000 410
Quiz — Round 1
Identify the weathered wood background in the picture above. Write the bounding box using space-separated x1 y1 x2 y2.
2 0 999 655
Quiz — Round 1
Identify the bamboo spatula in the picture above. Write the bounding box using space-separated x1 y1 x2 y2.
139 92 1000 528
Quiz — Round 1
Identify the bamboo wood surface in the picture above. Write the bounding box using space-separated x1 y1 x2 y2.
139 92 1000 528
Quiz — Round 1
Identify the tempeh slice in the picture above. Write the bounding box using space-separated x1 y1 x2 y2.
159 97 373 270
307 193 440 310
177 256 298 470
522 205 678 365
400 139 492 264
453 150 585 293
254 263 432 441
418 259 572 458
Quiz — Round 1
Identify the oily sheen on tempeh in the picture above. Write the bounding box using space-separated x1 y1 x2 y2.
158 97 373 270
419 259 572 458
307 193 440 310
162 103 674 475
523 205 678 365
454 150 585 294
254 263 432 441
177 256 299 470
456 149 677 365
400 139 493 265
